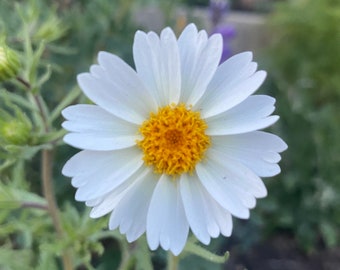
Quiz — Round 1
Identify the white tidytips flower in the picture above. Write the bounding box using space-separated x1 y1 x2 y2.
62 24 287 255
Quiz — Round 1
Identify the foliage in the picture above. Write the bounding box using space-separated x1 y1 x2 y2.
263 0 340 251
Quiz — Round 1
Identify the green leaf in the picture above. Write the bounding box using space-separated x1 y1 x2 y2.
49 85 81 123
0 247 34 270
0 89 38 112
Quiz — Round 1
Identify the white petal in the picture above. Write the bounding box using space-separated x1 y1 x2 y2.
77 58 151 124
202 70 267 118
212 131 287 177
207 148 268 199
244 62 258 77
180 174 215 244
208 197 233 237
62 149 115 178
209 52 253 86
63 133 138 151
133 28 181 107
196 160 250 219
62 104 139 150
85 197 103 207
65 147 143 201
206 95 279 135
62 104 137 133
88 166 146 218
194 52 252 112
178 24 222 105
97 52 158 114
147 175 189 255
108 168 158 242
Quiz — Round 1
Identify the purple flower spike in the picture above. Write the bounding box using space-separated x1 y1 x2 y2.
210 0 229 25
212 24 236 62
212 25 236 39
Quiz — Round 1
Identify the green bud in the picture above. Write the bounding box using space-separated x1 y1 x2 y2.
0 45 20 82
1 119 32 145
0 106 32 146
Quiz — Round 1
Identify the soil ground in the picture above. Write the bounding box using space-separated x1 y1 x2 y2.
224 235 340 270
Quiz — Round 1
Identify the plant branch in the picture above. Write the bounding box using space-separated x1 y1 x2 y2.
33 94 49 132
16 76 31 89
42 149 73 270
21 201 48 211
16 76 49 132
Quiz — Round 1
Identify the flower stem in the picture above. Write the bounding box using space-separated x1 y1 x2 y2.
167 252 179 270
16 76 31 89
21 201 48 210
42 149 73 270
16 76 49 132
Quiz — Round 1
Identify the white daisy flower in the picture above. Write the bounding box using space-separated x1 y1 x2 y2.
62 24 287 255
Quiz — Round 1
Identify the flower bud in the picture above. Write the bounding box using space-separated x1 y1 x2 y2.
0 118 31 145
0 45 20 82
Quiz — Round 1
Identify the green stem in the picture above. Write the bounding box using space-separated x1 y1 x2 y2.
167 252 179 270
21 201 48 211
184 242 229 264
118 241 134 270
16 76 31 89
42 149 73 270
16 76 49 132
32 93 49 132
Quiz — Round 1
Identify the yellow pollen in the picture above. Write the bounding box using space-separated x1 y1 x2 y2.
137 103 211 177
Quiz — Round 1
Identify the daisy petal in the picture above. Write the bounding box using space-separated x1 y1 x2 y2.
206 95 279 135
207 148 268 198
63 133 137 151
196 161 250 219
63 148 143 201
77 51 157 124
212 131 287 177
181 173 234 240
85 197 103 207
201 71 267 119
97 52 158 114
88 166 147 218
244 62 258 78
193 52 252 111
147 175 189 255
178 24 222 105
62 104 138 150
108 168 158 242
133 28 181 107
208 196 233 237
180 174 217 244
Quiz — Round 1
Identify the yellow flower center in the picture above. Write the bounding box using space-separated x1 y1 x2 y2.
137 103 210 177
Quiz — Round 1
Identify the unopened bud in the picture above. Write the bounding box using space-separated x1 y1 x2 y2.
1 119 31 145
0 45 20 82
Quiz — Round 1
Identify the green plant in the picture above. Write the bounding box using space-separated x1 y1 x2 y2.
262 0 340 251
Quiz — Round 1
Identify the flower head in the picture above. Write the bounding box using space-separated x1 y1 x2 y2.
62 24 287 255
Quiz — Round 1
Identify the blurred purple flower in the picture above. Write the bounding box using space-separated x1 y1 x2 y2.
209 0 229 25
209 0 236 63
212 25 236 63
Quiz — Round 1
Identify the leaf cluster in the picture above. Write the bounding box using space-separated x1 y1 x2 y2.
262 0 340 251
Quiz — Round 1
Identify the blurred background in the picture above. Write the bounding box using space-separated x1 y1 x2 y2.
0 0 339 269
